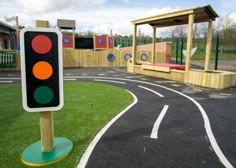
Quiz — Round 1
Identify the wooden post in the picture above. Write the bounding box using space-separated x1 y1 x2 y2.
152 27 156 63
40 112 54 151
36 20 49 28
16 16 19 48
93 35 96 51
184 14 195 83
131 24 137 72
106 35 109 49
36 20 54 152
72 28 75 49
204 19 213 71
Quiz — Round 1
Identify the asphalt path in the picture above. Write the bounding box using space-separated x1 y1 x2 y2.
0 67 236 168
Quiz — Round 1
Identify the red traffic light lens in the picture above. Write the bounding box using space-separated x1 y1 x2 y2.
32 35 52 54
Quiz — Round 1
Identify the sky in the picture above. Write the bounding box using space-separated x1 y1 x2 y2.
1 0 236 36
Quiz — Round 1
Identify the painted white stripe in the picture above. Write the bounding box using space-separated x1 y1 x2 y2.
94 79 126 84
72 76 233 168
138 85 164 97
0 81 13 83
155 80 176 84
64 78 76 81
0 77 21 80
151 105 169 139
76 90 138 168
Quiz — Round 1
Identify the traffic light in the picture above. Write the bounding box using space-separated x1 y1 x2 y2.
20 28 63 112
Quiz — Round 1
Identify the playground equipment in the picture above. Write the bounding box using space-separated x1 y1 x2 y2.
128 4 236 89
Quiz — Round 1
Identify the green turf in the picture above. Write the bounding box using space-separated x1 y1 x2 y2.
0 82 133 168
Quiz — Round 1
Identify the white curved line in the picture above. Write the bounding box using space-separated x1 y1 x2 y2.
76 90 138 168
71 76 233 168
138 85 164 97
151 105 169 139
93 79 126 84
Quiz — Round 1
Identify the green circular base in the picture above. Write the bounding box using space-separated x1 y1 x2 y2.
21 137 73 167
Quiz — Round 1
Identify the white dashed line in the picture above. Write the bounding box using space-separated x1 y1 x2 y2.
138 85 164 97
151 105 169 139
0 81 13 83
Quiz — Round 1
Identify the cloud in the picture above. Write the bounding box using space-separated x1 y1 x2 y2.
16 0 107 13
0 0 180 36
146 6 180 16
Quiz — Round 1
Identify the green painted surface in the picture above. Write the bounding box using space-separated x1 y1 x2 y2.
33 86 53 104
22 137 73 166
0 50 16 67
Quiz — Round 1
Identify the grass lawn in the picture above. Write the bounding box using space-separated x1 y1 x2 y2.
0 82 133 168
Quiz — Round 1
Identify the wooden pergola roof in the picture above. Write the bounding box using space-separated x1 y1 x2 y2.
129 4 220 83
132 4 219 27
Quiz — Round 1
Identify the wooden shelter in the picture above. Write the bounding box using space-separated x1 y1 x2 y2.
128 4 236 89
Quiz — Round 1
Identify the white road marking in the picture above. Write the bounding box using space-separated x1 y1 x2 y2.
93 79 126 84
126 75 144 78
151 105 169 139
0 77 21 80
76 90 138 168
155 80 176 84
138 85 164 97
2 74 227 166
0 81 13 83
71 76 233 168
64 78 76 81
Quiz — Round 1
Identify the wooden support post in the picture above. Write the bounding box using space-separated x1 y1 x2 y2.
107 35 109 49
93 35 96 51
184 14 195 83
16 16 19 48
40 112 54 152
36 20 49 28
152 27 156 63
131 24 137 72
205 19 213 71
36 20 54 152
73 28 75 49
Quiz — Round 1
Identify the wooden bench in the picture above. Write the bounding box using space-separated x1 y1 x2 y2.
142 64 170 72
141 63 185 72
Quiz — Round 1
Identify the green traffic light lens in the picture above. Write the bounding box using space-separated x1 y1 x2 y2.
33 86 53 105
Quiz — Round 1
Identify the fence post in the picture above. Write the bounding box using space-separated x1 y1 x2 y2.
215 34 219 70
176 38 179 64
180 38 184 64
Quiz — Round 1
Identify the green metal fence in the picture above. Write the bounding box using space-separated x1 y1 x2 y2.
114 37 159 48
0 50 16 67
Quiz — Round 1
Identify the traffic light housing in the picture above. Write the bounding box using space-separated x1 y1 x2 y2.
20 28 63 112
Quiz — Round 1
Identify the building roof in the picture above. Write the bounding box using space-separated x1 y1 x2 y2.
132 4 219 27
0 20 16 31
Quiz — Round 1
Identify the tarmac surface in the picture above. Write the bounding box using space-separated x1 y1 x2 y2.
0 67 236 168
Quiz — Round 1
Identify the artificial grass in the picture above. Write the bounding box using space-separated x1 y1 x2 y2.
0 82 133 168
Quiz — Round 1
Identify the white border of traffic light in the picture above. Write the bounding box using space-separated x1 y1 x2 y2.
20 28 64 112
